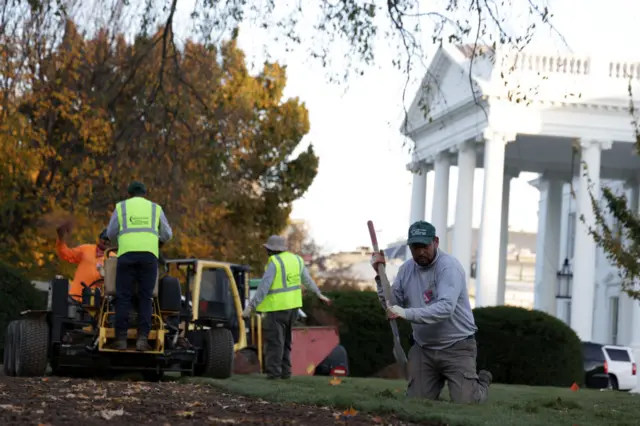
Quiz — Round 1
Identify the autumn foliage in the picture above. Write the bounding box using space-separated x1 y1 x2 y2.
0 18 317 279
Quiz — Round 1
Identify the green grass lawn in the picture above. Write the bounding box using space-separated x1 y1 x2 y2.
183 375 640 426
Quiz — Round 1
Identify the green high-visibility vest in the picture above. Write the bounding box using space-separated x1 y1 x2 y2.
115 197 162 258
256 251 304 313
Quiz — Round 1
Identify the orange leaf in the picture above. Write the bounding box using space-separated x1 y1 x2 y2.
342 407 358 417
329 376 342 386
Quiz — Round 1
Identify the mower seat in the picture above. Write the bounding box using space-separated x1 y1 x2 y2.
104 255 159 297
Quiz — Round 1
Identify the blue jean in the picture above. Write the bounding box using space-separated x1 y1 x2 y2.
114 251 158 339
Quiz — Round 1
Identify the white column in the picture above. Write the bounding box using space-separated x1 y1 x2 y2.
570 139 611 342
432 153 451 250
497 169 519 305
452 141 476 281
628 182 640 393
532 176 564 316
476 131 513 307
408 161 428 225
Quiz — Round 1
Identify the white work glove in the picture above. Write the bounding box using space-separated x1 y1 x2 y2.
318 293 332 306
386 305 406 319
370 251 386 274
242 305 253 319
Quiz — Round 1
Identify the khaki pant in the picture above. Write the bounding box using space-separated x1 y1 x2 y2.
407 337 489 403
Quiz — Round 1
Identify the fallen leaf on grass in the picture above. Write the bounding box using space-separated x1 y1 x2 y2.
176 411 195 418
207 418 238 424
329 376 342 386
185 401 203 407
99 408 124 420
372 416 384 423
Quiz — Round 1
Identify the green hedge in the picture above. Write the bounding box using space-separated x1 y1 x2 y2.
474 305 583 387
303 291 584 386
0 261 48 356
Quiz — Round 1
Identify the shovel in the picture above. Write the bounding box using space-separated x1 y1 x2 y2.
367 220 408 380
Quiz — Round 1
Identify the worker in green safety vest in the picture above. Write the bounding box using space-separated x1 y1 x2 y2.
105 181 173 351
243 235 331 379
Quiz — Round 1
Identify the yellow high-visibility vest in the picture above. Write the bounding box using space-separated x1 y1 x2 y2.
256 251 304 312
115 197 162 257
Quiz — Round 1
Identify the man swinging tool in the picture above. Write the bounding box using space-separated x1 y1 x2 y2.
370 221 492 404
106 181 173 351
242 235 332 379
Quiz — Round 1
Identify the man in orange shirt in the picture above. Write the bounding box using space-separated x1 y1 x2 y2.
55 222 110 301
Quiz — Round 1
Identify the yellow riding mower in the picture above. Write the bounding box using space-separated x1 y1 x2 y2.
2 250 247 381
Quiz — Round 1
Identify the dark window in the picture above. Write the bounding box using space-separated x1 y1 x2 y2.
605 348 631 362
582 343 605 362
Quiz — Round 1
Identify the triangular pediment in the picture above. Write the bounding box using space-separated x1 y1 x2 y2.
401 44 493 136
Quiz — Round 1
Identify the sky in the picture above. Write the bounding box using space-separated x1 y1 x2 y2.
170 0 638 254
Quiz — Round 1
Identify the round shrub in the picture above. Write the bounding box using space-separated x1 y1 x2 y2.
0 261 48 357
474 306 583 387
302 290 412 377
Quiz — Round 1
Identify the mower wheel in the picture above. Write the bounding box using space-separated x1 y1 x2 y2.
3 321 18 376
14 319 49 377
199 328 234 379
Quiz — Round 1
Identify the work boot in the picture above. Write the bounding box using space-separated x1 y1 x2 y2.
478 370 493 387
177 336 192 349
108 338 127 350
136 336 152 352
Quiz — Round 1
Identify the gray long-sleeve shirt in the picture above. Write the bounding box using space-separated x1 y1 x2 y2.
248 259 322 311
376 249 477 350
106 197 173 244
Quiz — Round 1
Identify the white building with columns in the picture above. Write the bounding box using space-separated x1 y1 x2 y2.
402 43 640 349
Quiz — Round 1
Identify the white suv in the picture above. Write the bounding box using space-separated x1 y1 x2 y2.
602 344 637 391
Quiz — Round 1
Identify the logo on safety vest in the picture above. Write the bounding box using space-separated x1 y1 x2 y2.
129 215 150 226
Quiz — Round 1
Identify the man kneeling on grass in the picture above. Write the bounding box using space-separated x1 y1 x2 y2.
370 220 492 404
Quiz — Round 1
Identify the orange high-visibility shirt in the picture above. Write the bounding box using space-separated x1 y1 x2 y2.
55 239 105 300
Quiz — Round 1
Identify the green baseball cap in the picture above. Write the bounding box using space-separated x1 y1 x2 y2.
407 221 437 245
127 181 147 195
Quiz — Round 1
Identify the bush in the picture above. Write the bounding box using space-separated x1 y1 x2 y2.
474 306 583 387
0 261 48 356
303 290 412 377
304 291 584 386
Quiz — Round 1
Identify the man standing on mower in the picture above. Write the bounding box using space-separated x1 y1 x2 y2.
242 235 332 379
55 223 110 301
370 221 492 404
106 181 173 351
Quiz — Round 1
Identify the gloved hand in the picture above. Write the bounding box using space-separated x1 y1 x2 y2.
318 293 332 306
370 250 386 273
242 305 253 319
386 305 406 319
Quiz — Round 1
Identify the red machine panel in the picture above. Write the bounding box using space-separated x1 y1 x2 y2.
290 326 340 376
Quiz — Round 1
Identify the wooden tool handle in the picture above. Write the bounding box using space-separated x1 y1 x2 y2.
367 220 379 252
367 220 392 304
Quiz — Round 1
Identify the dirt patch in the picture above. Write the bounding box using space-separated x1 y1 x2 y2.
0 376 442 425
373 363 407 380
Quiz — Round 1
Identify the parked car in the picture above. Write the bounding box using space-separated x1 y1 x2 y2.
582 341 637 391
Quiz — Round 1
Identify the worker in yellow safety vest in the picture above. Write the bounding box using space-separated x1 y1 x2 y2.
243 235 332 379
105 181 173 351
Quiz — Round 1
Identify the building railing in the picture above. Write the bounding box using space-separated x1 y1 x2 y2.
501 50 640 81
